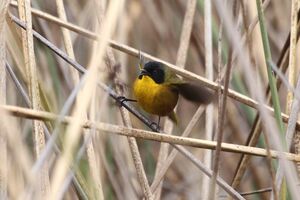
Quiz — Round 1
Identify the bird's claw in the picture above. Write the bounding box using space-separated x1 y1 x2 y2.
116 96 137 107
150 122 160 131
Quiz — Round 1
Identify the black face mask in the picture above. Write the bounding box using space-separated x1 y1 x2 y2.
139 61 165 84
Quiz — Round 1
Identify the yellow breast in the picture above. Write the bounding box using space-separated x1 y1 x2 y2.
133 76 178 116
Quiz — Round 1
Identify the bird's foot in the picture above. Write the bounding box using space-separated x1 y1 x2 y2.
116 96 137 107
150 121 160 132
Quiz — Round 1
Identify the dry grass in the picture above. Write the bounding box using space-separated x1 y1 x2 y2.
2 0 300 199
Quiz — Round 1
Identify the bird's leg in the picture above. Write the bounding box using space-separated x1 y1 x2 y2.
150 121 160 132
149 116 161 131
158 116 161 126
116 96 137 107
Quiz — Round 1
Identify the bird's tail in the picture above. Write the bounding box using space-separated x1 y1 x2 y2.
176 83 215 104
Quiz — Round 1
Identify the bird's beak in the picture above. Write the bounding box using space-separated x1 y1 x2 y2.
138 69 150 79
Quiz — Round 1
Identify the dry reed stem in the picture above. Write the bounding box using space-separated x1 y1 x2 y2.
286 0 298 110
289 0 300 178
154 1 197 199
296 134 300 176
203 0 214 198
175 0 196 68
230 2 261 192
55 0 103 198
0 1 9 198
17 0 50 197
210 2 239 198
126 134 153 200
9 2 300 131
2 104 300 162
5 18 27 84
48 1 122 199
283 75 300 169
240 187 272 197
98 140 124 200
210 0 237 196
55 0 79 85
87 94 105 200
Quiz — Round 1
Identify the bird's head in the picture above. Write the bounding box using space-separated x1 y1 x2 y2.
138 61 165 84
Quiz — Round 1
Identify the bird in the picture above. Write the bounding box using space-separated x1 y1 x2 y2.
133 61 214 124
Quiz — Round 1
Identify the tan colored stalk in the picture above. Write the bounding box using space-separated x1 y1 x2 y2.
48 1 123 199
17 0 50 197
55 0 79 85
88 92 104 200
55 1 104 199
2 104 300 162
286 1 298 110
153 0 196 199
202 0 214 198
210 3 238 198
288 0 300 177
0 1 10 198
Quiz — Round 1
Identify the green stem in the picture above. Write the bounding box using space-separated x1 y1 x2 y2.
256 0 286 147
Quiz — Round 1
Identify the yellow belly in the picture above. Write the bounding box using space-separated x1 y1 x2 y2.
133 76 178 116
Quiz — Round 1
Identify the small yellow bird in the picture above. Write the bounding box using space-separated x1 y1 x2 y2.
133 61 214 124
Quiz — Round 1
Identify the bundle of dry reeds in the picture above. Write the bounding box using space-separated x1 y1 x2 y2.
0 0 300 199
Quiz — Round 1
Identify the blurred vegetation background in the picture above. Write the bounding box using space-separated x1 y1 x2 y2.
1 0 300 199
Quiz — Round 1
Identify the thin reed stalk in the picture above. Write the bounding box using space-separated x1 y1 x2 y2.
17 0 50 197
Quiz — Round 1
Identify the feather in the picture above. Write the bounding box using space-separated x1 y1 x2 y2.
176 83 215 104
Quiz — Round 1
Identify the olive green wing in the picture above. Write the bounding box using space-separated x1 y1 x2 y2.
174 82 215 104
163 67 185 83
164 68 215 104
